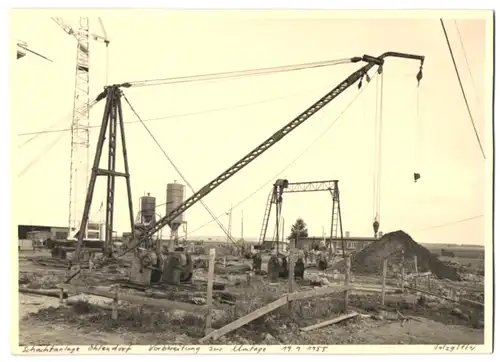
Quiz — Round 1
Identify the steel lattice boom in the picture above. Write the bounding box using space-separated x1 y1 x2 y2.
68 51 424 271
283 180 339 193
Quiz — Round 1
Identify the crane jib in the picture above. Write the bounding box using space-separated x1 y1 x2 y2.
145 61 377 240
141 52 425 244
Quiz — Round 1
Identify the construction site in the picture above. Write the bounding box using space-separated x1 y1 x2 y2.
14 13 489 348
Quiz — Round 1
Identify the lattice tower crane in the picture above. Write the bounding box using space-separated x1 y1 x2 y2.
51 17 110 240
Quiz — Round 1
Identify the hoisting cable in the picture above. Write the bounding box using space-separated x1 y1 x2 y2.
18 81 337 137
440 18 486 160
372 72 380 236
372 69 384 238
125 57 360 88
187 70 380 236
122 93 240 247
414 81 422 183
104 42 109 86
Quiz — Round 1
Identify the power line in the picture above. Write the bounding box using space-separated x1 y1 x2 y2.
16 82 336 137
18 132 67 177
126 57 357 88
122 94 239 247
454 20 482 108
412 214 484 232
440 18 486 160
18 98 99 144
186 70 379 237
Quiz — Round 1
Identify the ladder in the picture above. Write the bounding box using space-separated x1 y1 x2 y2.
332 200 340 239
329 186 342 254
258 190 274 246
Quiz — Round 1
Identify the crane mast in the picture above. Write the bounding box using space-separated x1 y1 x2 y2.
52 17 109 240
68 17 91 240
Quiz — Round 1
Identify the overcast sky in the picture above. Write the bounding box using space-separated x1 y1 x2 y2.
11 10 493 245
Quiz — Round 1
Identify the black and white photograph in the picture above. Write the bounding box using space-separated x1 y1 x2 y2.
7 5 494 355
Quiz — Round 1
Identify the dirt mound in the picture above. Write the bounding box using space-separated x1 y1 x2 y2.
348 230 460 281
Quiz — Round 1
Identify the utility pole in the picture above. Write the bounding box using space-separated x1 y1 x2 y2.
240 210 244 241
226 204 233 244
281 217 285 252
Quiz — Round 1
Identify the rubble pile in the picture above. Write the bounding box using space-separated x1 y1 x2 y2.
348 230 461 281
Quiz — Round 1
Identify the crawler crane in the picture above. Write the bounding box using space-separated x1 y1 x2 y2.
68 51 425 286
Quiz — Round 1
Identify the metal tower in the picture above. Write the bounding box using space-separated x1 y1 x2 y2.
68 17 91 239
52 17 109 240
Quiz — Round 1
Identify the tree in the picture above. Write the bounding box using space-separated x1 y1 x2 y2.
288 218 308 241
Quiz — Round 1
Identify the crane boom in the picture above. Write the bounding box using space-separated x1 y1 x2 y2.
123 51 424 252
52 17 110 46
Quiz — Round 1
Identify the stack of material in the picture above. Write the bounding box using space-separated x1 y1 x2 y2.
335 230 461 281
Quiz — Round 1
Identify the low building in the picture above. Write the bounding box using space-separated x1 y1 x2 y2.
18 224 69 241
296 232 380 253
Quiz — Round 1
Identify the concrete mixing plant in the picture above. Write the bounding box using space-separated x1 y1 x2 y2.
139 194 156 226
166 182 187 243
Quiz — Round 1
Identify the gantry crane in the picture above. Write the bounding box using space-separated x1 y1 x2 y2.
51 17 109 241
258 179 344 255
67 51 425 285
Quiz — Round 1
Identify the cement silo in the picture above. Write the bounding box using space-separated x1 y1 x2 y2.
140 193 156 224
166 182 185 223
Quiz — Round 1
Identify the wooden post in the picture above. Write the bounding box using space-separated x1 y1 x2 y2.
344 255 351 312
112 289 118 320
381 259 387 306
401 267 406 293
413 255 418 288
205 248 216 335
288 235 297 311
59 288 64 305
246 272 251 286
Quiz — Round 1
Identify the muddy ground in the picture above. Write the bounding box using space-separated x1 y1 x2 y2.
17 250 485 346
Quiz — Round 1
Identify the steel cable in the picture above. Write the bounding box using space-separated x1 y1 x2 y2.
126 58 355 88
186 71 380 237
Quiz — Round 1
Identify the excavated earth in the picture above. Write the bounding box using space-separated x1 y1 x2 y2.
338 230 461 281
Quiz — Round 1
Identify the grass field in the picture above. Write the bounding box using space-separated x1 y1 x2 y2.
423 244 484 259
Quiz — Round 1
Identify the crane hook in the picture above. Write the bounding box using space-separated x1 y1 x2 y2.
416 66 423 85
373 219 380 238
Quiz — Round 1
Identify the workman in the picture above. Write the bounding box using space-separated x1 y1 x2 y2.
317 250 328 270
268 250 281 283
252 250 262 272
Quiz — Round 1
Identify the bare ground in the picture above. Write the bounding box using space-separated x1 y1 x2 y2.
17 252 485 346
18 290 484 345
